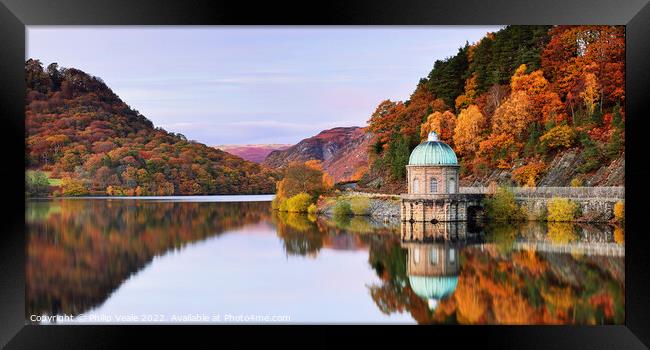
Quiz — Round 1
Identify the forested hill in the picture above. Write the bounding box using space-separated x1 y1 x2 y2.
25 59 279 196
360 25 624 192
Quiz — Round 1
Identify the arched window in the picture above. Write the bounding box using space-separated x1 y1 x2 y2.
429 248 439 265
448 178 456 194
413 249 420 264
429 178 438 193
412 178 420 193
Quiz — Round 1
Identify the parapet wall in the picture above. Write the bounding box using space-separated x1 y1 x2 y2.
459 186 624 222
460 186 624 200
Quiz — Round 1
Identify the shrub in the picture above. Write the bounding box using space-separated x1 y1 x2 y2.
511 161 546 187
285 192 312 213
333 200 352 218
570 178 583 187
613 201 624 222
271 196 283 210
25 170 50 197
539 124 575 150
483 186 526 222
307 203 318 215
278 199 289 212
349 196 371 215
546 197 579 222
61 177 89 196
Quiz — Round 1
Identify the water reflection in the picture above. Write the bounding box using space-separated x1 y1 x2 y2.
26 198 624 324
376 220 625 324
26 198 273 318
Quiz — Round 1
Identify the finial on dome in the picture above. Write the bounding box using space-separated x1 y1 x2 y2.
427 131 438 142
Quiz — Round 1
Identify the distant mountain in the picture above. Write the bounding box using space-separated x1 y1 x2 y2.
25 59 278 196
215 144 292 163
263 127 372 183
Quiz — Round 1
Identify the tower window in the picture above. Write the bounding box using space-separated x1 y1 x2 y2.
430 249 438 265
413 178 420 193
429 178 438 193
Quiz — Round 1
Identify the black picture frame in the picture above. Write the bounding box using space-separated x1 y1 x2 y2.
1 0 649 348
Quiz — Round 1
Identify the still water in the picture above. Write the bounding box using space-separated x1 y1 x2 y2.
26 196 624 324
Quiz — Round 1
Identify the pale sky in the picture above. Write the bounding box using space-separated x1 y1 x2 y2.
27 26 502 145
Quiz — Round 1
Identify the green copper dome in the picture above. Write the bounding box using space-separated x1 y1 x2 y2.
408 132 458 166
408 275 459 301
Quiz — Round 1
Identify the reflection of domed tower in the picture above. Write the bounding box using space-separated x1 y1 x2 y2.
401 132 482 223
401 220 468 241
402 241 460 311
407 131 459 195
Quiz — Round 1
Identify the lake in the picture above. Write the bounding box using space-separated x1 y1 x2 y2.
26 196 624 324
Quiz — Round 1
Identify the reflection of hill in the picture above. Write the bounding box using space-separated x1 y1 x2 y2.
26 199 271 318
369 221 625 325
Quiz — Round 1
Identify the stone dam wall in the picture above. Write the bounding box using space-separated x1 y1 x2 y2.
331 187 624 222
460 186 625 222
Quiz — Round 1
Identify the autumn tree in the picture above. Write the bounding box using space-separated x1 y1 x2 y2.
420 110 457 145
580 72 599 117
491 91 532 141
276 161 328 200
453 105 487 157
510 64 567 124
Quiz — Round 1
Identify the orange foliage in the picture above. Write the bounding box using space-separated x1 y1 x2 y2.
511 64 568 124
453 105 487 157
491 91 532 140
455 276 487 324
420 110 456 145
511 161 546 187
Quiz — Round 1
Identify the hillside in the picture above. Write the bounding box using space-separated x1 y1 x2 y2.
25 59 279 196
262 127 372 183
357 25 624 192
215 144 291 163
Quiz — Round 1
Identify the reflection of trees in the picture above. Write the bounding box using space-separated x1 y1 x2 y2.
272 213 396 257
26 199 271 318
483 222 522 254
367 222 625 325
366 235 439 324
547 223 578 244
273 212 325 257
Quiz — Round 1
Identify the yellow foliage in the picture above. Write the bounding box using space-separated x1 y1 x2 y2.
285 192 313 213
453 105 486 157
547 223 578 244
455 75 478 110
570 178 583 187
581 72 600 116
61 177 89 196
491 91 532 140
540 124 575 149
614 225 624 245
613 201 624 222
546 198 579 222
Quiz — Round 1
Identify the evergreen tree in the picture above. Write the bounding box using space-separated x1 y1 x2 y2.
426 44 469 109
